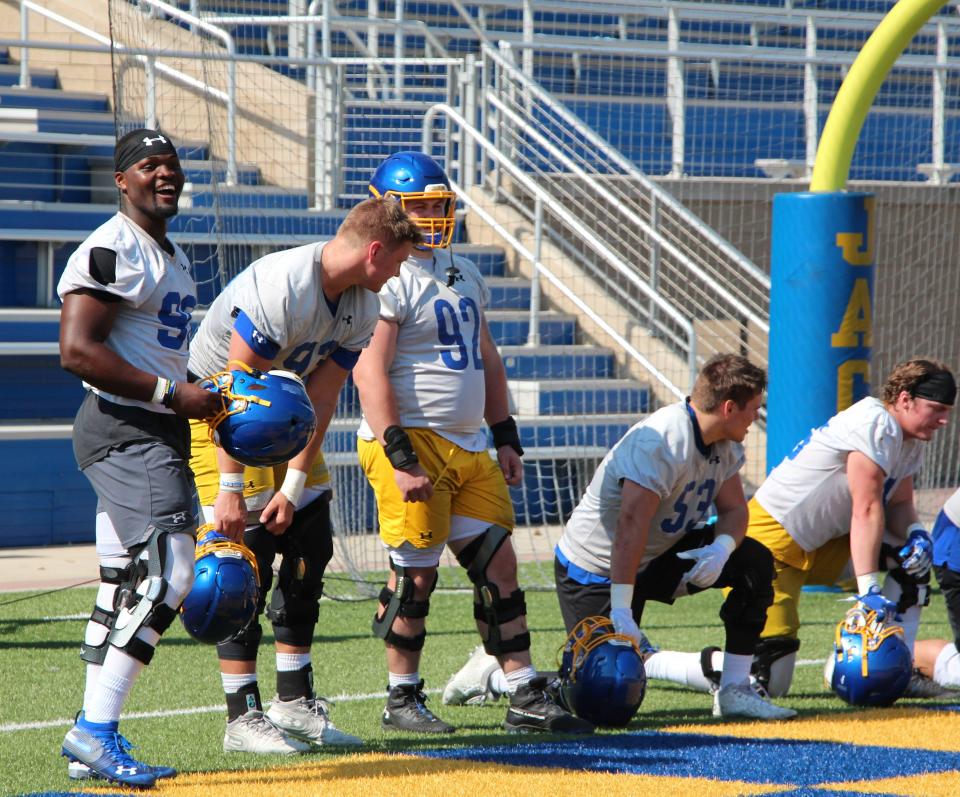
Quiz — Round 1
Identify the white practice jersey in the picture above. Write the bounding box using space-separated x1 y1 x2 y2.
558 401 746 578
942 487 960 526
755 396 925 551
357 249 491 451
189 241 379 379
56 212 196 412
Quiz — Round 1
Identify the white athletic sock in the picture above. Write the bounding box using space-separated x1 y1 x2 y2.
643 650 717 693
221 672 258 694
719 652 753 689
489 668 509 696
503 665 537 694
84 648 144 724
276 652 311 672
82 557 130 712
899 605 922 657
388 671 421 689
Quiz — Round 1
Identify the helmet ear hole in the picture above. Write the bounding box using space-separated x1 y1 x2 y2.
559 616 646 727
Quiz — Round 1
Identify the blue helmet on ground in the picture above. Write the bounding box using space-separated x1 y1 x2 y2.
829 603 912 707
368 151 456 248
559 616 646 727
180 526 260 645
203 364 316 468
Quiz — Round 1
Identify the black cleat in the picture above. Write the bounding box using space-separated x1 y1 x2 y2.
382 680 456 734
504 677 595 735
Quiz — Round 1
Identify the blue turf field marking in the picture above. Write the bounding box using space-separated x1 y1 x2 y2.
417 731 960 786
771 791 901 797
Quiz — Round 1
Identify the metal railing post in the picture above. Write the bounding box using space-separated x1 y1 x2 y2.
394 0 404 98
804 16 818 178
931 21 947 184
666 7 685 177
19 0 30 88
649 194 660 330
145 57 157 129
464 53 478 191
527 197 543 346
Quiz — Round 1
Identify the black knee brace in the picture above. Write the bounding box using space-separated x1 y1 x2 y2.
371 563 436 651
718 537 775 655
267 496 333 646
216 525 277 661
752 636 801 693
80 562 134 666
456 525 530 656
217 620 264 661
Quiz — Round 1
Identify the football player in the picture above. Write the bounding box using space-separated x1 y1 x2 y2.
188 197 421 754
446 355 796 721
58 128 222 787
353 151 592 735
736 359 952 698
912 487 960 690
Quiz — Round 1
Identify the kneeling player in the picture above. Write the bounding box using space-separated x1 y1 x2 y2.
446 355 796 721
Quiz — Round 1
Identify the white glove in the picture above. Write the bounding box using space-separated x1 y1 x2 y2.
609 607 657 655
676 534 737 588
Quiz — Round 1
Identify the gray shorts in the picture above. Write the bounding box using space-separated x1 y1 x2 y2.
77 396 196 553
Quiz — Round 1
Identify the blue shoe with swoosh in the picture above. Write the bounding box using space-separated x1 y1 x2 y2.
61 718 159 789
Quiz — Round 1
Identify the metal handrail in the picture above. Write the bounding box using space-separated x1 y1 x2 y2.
423 102 697 395
15 0 238 184
484 41 771 294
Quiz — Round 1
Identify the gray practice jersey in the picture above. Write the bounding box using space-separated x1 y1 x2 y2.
755 396 925 551
558 401 746 578
357 249 491 451
189 241 379 379
57 212 196 412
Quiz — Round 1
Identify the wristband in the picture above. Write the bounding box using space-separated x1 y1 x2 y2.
150 376 169 404
906 522 927 537
219 474 245 494
161 379 177 408
713 534 737 555
383 425 419 470
279 468 307 506
490 416 524 456
856 571 882 595
610 582 634 611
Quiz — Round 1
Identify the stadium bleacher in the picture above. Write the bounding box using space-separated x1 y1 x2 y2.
2 0 955 546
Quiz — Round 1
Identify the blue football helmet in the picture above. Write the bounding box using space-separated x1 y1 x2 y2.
829 603 912 707
368 151 456 248
202 363 316 468
559 616 646 727
180 526 260 645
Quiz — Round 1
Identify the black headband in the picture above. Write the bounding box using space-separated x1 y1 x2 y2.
114 128 178 173
912 369 957 406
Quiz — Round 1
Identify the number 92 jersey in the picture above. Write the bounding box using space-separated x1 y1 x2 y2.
357 250 490 452
56 212 196 412
558 401 746 578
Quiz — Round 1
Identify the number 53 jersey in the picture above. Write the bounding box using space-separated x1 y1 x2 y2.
558 401 746 579
56 212 195 412
357 250 491 452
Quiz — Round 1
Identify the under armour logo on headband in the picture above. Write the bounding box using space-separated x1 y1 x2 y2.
142 134 168 147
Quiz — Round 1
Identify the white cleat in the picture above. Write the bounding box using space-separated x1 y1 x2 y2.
223 710 311 754
442 645 502 706
713 681 797 720
266 695 363 747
